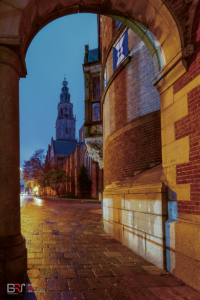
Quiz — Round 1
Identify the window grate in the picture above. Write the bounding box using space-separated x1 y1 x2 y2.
91 75 100 99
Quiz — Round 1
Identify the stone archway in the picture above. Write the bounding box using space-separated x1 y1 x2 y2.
0 0 196 297
17 0 185 75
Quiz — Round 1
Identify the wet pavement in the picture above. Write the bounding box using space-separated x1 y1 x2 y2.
21 198 200 300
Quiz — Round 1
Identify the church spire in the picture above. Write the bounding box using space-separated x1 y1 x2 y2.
60 75 71 102
56 76 76 141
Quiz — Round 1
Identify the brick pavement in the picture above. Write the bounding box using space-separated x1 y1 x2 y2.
21 199 200 300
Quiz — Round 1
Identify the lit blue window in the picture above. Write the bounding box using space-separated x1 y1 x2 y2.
113 30 128 72
92 103 101 121
116 21 122 30
104 67 107 88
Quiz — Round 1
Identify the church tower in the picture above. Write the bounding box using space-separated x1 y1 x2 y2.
56 77 77 141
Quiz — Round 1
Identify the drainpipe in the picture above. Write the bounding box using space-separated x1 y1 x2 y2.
165 188 178 272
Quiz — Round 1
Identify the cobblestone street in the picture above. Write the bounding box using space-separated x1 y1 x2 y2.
21 199 200 300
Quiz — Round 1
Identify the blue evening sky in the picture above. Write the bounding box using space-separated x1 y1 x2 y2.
19 13 98 169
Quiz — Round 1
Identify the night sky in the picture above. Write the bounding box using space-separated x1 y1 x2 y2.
20 13 98 169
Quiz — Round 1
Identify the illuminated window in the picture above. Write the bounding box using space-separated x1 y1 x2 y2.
92 103 101 121
91 75 100 99
104 67 107 88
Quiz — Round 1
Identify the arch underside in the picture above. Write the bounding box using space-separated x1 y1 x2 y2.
107 15 165 77
5 0 183 77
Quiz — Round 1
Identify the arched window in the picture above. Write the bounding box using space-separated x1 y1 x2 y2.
61 107 63 116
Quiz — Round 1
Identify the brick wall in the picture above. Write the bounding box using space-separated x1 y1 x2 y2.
79 125 84 142
104 115 162 185
126 41 160 122
173 4 200 215
113 68 127 133
70 152 75 193
65 156 70 192
174 2 200 94
103 17 161 186
175 84 200 214
91 162 98 198
91 162 103 198
106 51 113 82
128 29 141 50
104 30 160 139
64 143 102 198
103 83 115 142
102 16 113 63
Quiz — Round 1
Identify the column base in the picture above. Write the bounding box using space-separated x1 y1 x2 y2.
0 234 27 298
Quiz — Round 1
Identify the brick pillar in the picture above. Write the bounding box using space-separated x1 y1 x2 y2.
74 145 80 196
66 157 70 193
92 161 98 198
0 46 27 297
70 152 75 194
98 167 103 194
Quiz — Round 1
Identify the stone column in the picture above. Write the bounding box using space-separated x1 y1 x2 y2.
0 46 27 297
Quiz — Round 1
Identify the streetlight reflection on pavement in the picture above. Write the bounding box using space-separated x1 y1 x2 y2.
33 197 43 206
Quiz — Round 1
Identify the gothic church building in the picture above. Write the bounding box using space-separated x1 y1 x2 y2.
46 77 102 198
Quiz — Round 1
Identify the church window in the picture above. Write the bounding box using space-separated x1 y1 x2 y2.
91 75 100 99
61 108 63 116
113 29 128 72
92 102 101 121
